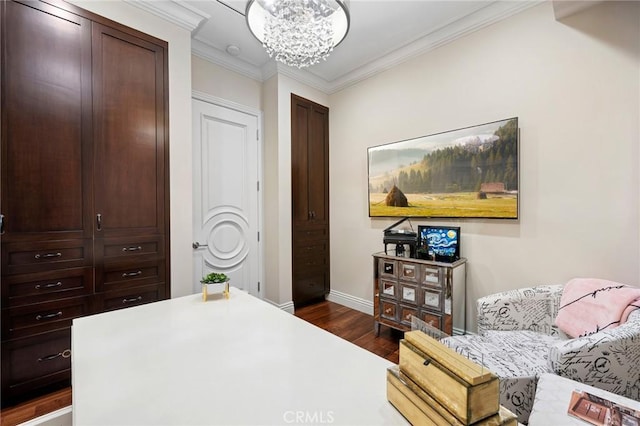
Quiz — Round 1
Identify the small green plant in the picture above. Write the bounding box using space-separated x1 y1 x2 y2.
201 272 229 284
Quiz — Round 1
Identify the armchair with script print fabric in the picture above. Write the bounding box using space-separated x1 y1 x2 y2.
442 283 640 425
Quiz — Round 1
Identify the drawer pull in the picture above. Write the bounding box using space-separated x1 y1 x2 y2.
36 311 62 321
38 349 71 362
123 296 142 304
35 281 63 290
385 308 392 314
34 252 62 260
122 246 142 252
122 270 142 278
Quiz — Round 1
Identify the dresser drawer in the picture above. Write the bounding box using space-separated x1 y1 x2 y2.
379 259 397 279
399 262 418 283
421 264 442 287
100 235 164 263
2 240 92 275
98 284 161 312
419 311 442 330
399 283 418 305
1 329 71 400
2 267 93 307
421 287 444 311
380 300 398 321
3 296 90 340
380 279 398 299
399 304 419 326
97 260 164 292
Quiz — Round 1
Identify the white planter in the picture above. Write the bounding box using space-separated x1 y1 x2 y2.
202 281 230 301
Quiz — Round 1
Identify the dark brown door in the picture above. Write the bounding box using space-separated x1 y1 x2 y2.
1 0 170 406
291 94 330 307
1 0 93 243
1 0 93 406
92 23 167 238
91 22 169 303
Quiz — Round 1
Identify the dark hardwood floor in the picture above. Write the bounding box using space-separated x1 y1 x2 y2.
295 299 402 363
0 299 400 425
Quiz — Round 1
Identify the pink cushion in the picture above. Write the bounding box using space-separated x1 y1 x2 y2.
555 278 640 338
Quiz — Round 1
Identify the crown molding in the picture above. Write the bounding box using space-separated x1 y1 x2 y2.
190 0 542 95
124 0 209 32
192 38 264 82
263 63 333 94
552 0 603 20
325 0 543 94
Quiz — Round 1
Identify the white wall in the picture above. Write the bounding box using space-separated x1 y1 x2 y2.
329 1 640 331
192 55 262 110
70 0 194 298
262 76 280 304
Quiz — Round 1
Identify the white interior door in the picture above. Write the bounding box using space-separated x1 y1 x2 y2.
192 97 261 297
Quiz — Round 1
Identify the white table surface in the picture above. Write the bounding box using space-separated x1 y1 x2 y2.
528 373 640 425
72 288 408 425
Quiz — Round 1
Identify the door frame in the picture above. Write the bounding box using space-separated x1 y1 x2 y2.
192 90 264 299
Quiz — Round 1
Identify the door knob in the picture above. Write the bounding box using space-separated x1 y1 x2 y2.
192 242 208 249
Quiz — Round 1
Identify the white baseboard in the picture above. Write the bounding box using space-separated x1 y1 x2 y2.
19 406 72 426
265 297 295 314
279 300 294 314
326 290 373 315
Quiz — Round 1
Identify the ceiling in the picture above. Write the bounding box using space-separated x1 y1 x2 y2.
130 0 549 93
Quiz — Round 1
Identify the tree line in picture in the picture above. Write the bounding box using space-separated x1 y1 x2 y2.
372 119 518 195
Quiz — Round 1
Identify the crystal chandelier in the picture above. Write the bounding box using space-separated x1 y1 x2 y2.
246 0 350 69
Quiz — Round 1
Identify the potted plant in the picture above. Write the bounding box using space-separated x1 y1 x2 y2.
200 272 230 301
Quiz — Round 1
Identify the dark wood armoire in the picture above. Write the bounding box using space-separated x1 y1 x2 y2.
291 94 330 307
0 0 170 406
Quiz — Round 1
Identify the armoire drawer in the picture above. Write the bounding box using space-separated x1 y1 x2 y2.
294 227 329 242
100 235 164 262
2 267 93 307
97 284 161 312
1 328 71 400
292 272 327 302
2 296 90 340
292 252 328 268
2 240 92 275
97 260 164 292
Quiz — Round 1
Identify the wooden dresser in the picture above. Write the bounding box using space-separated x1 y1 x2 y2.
373 253 467 336
0 0 170 406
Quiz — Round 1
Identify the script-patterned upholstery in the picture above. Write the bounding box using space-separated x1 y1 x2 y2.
441 284 640 424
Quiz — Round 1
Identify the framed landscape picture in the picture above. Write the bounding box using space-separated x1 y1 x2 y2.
367 117 519 219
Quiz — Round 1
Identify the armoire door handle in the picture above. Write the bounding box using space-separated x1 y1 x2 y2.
96 213 102 231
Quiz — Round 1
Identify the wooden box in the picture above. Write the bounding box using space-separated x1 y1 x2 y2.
387 366 517 425
395 330 505 425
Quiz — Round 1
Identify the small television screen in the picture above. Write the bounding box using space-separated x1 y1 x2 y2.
418 226 460 262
